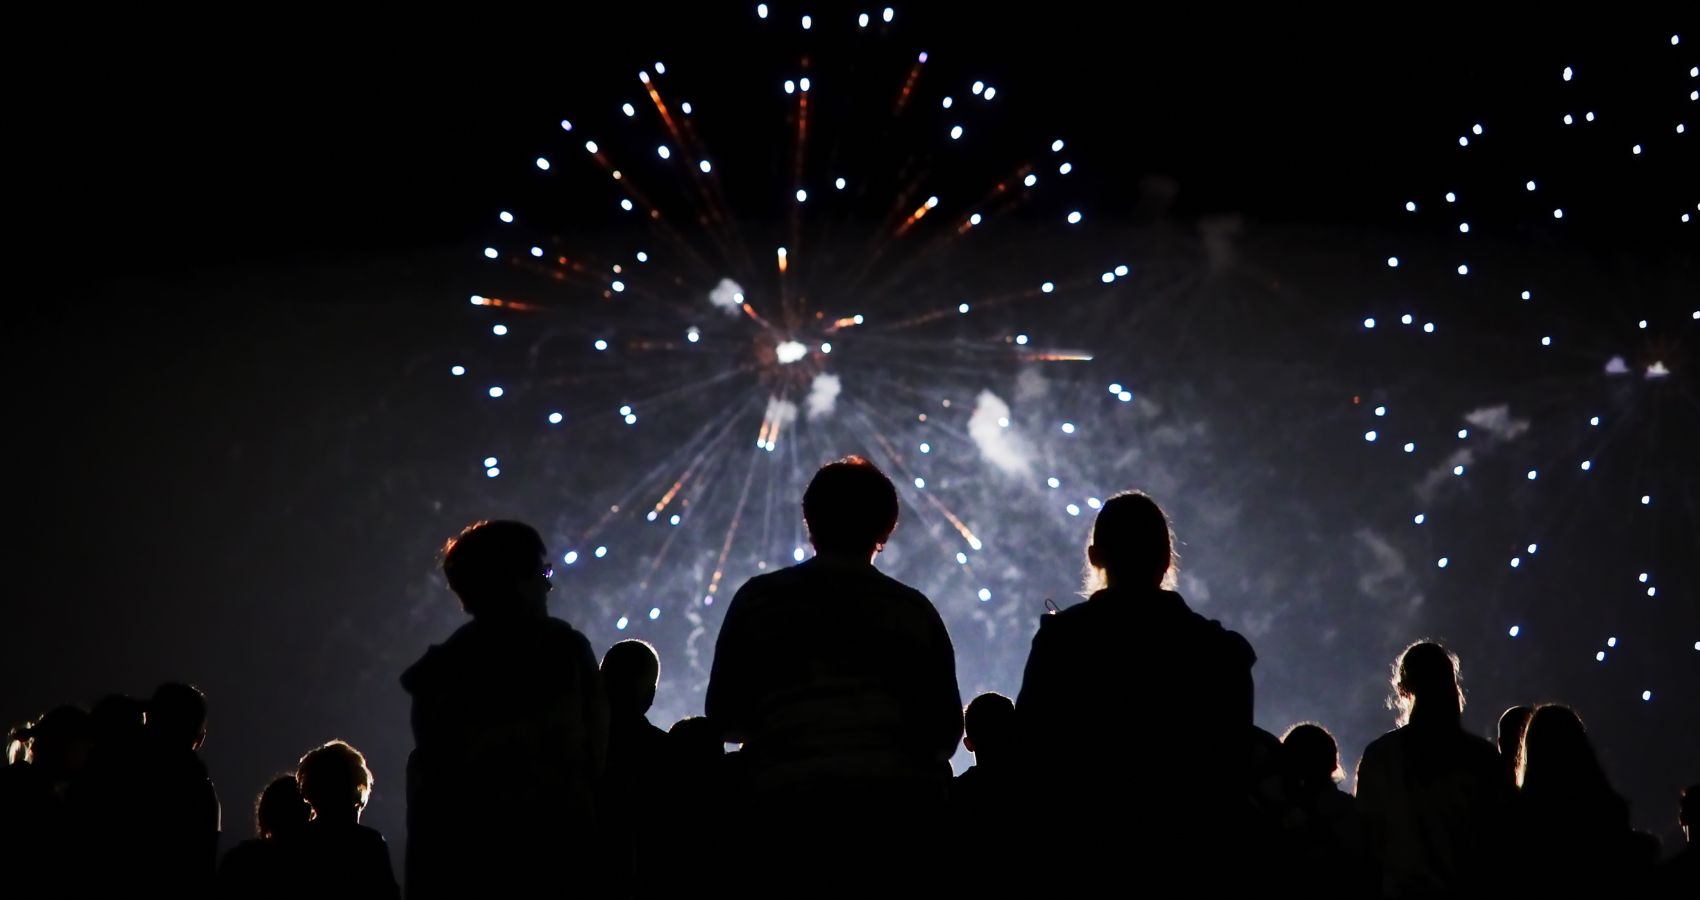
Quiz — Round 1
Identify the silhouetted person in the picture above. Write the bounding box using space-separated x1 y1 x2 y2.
131 682 221 897
1 706 94 894
598 639 672 889
403 520 608 899
1496 705 1533 786
950 692 1020 890
1656 784 1700 892
1512 705 1650 894
663 717 729 893
602 641 671 773
1016 491 1256 891
1279 723 1371 898
954 692 1018 812
1354 642 1509 898
90 693 148 751
706 456 962 894
80 693 150 881
216 776 310 900
293 740 399 900
669 716 726 771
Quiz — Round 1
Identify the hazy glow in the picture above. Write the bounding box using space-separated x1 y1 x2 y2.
775 340 808 364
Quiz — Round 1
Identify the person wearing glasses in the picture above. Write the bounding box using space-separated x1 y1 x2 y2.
402 520 609 898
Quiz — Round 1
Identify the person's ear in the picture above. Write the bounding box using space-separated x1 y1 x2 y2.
1087 544 1102 569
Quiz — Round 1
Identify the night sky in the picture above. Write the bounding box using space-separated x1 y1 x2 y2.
8 6 1696 865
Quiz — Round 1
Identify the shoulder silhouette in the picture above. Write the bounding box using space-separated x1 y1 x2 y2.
1277 723 1371 897
293 740 399 900
1354 641 1510 898
217 775 310 900
1512 704 1651 893
2 706 94 894
706 455 962 893
1015 491 1257 891
598 639 673 888
403 519 609 898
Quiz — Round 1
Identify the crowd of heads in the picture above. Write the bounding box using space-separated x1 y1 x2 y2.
6 456 1693 896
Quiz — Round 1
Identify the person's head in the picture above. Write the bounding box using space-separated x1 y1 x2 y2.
669 716 725 766
1389 640 1462 727
1280 722 1344 788
296 740 374 824
1517 704 1611 796
602 640 660 718
1680 784 1699 843
148 682 208 750
1084 491 1178 592
441 520 552 618
963 693 1017 762
90 694 147 746
802 456 899 559
255 775 310 839
1497 705 1535 759
11 706 94 778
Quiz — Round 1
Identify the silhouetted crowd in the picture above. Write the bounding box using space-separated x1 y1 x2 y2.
6 457 1696 897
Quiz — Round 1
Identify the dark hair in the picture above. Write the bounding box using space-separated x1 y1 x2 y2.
296 740 374 817
148 682 208 748
255 775 310 839
601 639 660 716
802 456 899 554
10 706 93 772
1681 783 1699 828
1517 705 1614 799
90 694 146 744
1085 491 1177 591
669 716 725 764
1390 640 1461 726
441 520 547 615
963 692 1017 756
1497 705 1534 756
1280 722 1343 786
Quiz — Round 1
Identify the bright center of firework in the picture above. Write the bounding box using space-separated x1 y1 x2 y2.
774 340 809 365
